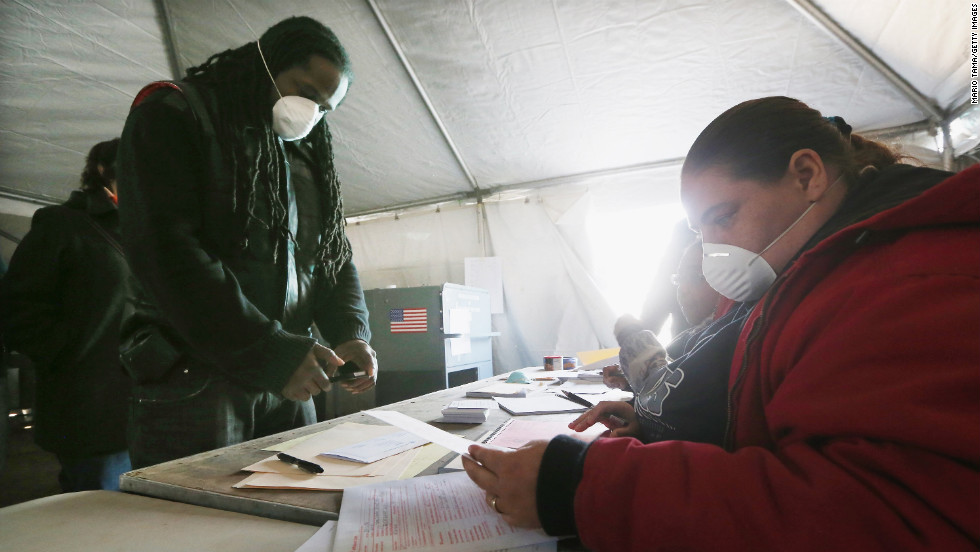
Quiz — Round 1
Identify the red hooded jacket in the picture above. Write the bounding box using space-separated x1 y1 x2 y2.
573 165 980 551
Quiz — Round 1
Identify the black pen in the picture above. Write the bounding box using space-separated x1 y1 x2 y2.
561 390 627 428
561 389 595 408
276 452 324 474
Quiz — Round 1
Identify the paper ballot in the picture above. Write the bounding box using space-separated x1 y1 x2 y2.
293 519 555 552
333 471 557 552
366 410 475 455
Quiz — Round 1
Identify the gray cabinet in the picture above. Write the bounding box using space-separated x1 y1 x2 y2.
365 284 493 406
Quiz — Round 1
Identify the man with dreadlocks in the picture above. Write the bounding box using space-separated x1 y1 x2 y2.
117 16 377 468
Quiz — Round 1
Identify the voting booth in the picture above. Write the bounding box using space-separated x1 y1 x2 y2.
365 284 493 406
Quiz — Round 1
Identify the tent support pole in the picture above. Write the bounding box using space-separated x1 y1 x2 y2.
0 228 22 244
153 0 184 79
346 157 685 220
863 120 935 139
784 0 944 122
941 122 955 171
365 0 481 192
0 187 61 207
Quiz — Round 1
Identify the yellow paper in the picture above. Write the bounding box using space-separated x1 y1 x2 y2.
234 447 420 491
575 347 620 366
398 443 452 479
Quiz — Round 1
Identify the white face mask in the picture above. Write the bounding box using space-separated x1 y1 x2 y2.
271 96 325 141
256 41 348 141
701 173 843 302
701 242 778 302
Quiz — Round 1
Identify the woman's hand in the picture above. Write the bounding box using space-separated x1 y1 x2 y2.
462 441 548 528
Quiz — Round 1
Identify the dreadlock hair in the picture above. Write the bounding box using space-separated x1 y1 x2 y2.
80 138 120 191
682 96 902 188
183 16 353 283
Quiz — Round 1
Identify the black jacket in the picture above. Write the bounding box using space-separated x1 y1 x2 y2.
117 82 370 394
0 189 132 455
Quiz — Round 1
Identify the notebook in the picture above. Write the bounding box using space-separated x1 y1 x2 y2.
465 382 531 398
494 394 587 416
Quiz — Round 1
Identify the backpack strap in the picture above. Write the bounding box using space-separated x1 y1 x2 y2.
131 81 182 110
128 80 244 251
130 80 218 142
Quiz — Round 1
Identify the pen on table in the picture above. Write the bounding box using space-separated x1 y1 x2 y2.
276 452 324 474
562 390 627 428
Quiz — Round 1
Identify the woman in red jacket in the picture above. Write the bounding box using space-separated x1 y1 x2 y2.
464 97 979 551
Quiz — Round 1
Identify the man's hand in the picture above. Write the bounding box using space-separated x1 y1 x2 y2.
601 364 630 390
333 339 378 394
281 343 343 401
462 441 547 528
568 400 640 437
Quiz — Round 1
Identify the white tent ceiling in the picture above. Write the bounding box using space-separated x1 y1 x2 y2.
0 0 972 221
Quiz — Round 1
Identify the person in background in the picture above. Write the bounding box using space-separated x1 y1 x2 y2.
602 240 723 391
589 240 740 445
0 139 132 491
638 219 697 335
117 16 377 468
664 240 722 357
464 97 979 550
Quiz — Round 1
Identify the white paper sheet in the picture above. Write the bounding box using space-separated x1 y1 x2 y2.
243 423 408 477
334 471 557 552
447 307 473 334
294 520 337 552
320 431 429 464
556 381 613 394
450 336 472 356
366 410 476 456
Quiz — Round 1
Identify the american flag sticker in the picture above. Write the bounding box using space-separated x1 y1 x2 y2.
389 308 428 333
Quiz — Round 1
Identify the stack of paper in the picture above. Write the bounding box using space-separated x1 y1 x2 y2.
440 400 494 423
233 422 449 491
574 369 605 382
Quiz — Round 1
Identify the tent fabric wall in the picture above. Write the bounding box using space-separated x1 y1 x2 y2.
348 190 620 373
0 0 171 199
348 164 686 373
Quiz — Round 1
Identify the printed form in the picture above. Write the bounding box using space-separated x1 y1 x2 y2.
333 471 556 552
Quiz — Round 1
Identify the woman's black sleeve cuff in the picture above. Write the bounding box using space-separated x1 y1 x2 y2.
536 435 591 536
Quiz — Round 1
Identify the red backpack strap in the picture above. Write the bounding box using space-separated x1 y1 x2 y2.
130 81 183 111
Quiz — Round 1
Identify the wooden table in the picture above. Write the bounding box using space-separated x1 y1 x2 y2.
0 491 318 552
120 369 589 526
